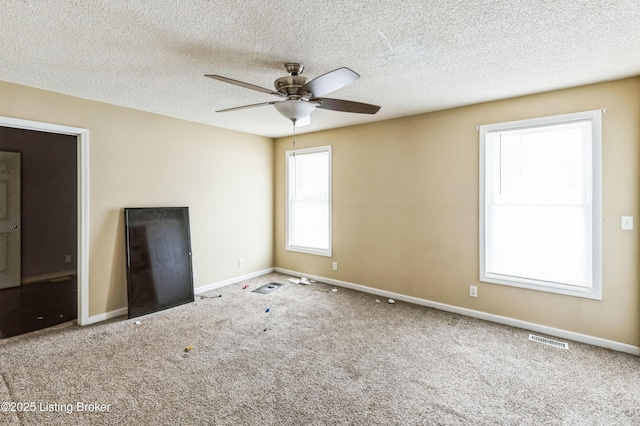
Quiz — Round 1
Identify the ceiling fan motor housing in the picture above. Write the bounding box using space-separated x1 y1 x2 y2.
274 75 308 97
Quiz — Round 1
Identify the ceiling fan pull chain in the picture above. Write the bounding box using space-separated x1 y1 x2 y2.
292 120 296 149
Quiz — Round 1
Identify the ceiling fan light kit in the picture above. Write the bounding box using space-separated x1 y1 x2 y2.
206 63 380 127
274 99 316 121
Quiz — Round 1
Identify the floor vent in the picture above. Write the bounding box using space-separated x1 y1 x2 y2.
252 282 283 294
529 334 569 349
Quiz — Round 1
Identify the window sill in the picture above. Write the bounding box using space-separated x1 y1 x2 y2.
481 273 601 300
286 246 332 257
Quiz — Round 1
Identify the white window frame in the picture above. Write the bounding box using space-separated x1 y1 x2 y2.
285 145 332 257
479 110 602 299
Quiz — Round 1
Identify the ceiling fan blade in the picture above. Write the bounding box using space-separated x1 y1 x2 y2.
216 101 279 113
206 75 285 98
313 97 380 114
295 116 311 127
298 67 359 97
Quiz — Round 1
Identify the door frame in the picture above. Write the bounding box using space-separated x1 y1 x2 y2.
0 116 90 325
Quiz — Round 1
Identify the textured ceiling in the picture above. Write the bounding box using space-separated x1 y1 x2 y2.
1 1 640 138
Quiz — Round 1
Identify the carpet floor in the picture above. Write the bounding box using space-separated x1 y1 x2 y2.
0 272 639 425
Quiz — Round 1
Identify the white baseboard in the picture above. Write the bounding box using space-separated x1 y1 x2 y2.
275 267 640 356
194 268 275 294
85 307 128 325
83 268 275 326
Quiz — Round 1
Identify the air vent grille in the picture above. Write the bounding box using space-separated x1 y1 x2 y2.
529 334 569 349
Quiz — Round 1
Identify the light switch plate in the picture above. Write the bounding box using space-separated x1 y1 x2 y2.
621 216 634 230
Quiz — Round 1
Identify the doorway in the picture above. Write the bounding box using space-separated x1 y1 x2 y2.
0 116 89 338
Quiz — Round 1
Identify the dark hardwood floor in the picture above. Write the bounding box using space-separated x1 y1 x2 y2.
0 276 77 339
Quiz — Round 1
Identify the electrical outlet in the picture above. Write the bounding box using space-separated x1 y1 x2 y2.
238 259 244 268
332 262 338 271
65 255 72 263
621 216 634 230
193 268 197 278
470 285 478 298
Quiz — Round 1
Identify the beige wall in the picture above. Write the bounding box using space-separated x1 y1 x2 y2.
0 80 274 317
275 78 640 346
2 77 638 346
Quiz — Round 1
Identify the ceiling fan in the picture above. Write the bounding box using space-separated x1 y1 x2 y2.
206 63 380 127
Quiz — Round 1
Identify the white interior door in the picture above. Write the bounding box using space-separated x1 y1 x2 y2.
0 151 20 289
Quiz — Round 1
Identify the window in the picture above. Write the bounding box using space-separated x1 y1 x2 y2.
286 145 332 256
479 110 601 299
